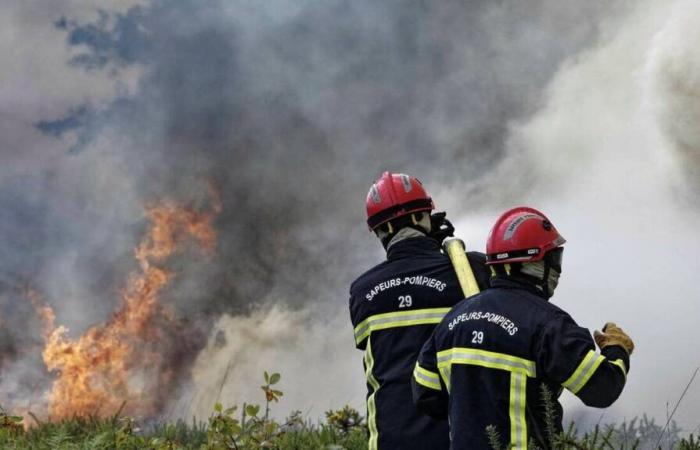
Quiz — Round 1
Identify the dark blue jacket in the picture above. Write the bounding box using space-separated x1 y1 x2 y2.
413 277 630 450
350 236 490 450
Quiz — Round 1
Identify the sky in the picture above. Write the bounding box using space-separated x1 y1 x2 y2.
1 0 699 436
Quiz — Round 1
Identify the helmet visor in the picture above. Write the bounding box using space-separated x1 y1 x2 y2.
546 247 564 272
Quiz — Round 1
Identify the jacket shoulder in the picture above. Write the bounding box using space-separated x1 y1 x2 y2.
349 260 389 295
466 251 487 263
507 289 578 330
465 251 491 290
447 284 567 321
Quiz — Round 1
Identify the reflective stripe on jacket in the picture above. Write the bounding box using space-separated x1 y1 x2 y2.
413 277 629 450
349 236 490 450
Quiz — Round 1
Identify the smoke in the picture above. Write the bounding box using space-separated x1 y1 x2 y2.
449 0 700 432
2 0 699 433
182 307 362 420
646 2 700 191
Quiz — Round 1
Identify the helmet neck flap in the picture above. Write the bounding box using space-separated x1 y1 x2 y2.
491 247 563 299
375 212 432 250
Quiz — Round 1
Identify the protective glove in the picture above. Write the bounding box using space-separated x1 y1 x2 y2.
593 322 634 355
429 212 455 243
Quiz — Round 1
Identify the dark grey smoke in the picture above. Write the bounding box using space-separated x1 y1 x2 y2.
0 0 629 417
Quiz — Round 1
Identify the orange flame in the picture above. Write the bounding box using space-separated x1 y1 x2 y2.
36 195 220 420
26 289 55 340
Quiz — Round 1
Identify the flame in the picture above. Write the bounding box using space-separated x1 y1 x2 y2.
26 289 55 340
35 195 220 420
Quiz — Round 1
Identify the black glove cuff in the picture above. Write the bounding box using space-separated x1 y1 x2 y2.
601 345 630 372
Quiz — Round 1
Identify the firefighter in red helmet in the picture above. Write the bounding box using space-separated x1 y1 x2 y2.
413 207 634 449
349 172 491 450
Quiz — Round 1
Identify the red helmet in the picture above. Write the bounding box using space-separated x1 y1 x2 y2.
365 171 434 230
486 206 566 264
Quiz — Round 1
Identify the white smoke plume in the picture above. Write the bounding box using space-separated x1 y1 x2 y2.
451 0 700 431
186 307 363 420
646 2 700 190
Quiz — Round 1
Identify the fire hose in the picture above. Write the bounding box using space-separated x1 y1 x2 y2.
443 237 480 298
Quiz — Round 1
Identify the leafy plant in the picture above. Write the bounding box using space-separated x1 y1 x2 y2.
0 404 24 441
261 371 283 421
203 370 296 449
325 405 364 435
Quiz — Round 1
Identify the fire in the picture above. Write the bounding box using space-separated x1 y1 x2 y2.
26 289 55 340
34 195 221 420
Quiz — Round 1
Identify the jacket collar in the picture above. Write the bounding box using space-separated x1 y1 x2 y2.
386 236 441 260
490 276 550 300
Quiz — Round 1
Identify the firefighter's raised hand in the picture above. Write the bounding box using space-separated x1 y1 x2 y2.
594 322 634 355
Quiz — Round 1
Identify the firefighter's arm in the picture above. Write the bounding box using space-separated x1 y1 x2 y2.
412 333 448 419
349 289 368 350
535 312 630 408
574 343 630 407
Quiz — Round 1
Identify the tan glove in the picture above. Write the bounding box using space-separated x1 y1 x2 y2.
593 322 634 355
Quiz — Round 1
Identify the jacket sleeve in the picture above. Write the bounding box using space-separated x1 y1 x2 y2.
349 288 368 350
412 331 448 419
466 251 492 291
534 311 629 408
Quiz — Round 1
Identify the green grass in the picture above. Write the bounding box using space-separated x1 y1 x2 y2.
1 408 699 450
0 413 367 450
1 374 698 449
0 372 368 450
2 410 698 450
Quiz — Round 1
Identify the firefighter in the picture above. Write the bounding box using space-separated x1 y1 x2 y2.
413 206 634 450
349 171 491 450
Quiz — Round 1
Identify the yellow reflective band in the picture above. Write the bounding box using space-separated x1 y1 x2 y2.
509 372 528 449
354 308 452 346
364 337 380 450
562 350 606 394
505 264 512 275
438 365 452 392
413 363 442 391
437 347 537 378
610 359 628 381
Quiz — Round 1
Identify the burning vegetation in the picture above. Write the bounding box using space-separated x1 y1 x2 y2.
22 193 221 421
